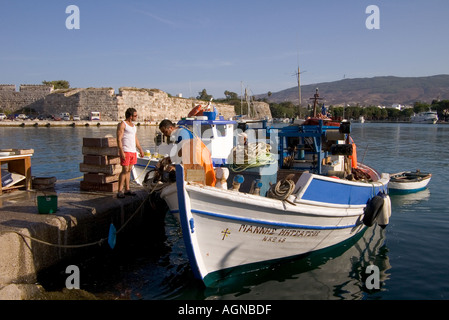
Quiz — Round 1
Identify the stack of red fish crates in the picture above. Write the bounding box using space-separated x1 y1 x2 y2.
80 137 121 192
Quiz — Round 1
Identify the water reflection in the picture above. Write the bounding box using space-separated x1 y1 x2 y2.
167 225 390 300
390 189 431 207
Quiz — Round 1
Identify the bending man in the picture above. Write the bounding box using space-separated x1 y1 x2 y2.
159 119 216 187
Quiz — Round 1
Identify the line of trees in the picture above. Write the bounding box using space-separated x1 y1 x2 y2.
42 80 70 89
268 100 449 122
182 87 449 122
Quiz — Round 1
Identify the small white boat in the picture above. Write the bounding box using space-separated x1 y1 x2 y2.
389 170 431 193
352 116 365 123
410 111 438 124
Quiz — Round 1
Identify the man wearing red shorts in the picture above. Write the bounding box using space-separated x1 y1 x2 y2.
116 108 144 198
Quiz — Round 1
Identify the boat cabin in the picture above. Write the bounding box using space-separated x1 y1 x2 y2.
273 119 351 176
177 118 236 166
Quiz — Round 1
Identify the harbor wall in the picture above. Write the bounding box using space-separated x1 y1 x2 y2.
0 85 272 121
0 185 158 299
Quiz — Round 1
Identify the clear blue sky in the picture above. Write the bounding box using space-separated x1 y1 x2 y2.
1 0 449 98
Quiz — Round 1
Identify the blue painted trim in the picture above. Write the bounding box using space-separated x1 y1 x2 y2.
212 158 227 166
175 165 203 281
302 178 380 205
191 209 357 230
389 187 427 194
177 119 237 126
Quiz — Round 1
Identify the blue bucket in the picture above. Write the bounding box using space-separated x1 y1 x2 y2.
203 111 217 120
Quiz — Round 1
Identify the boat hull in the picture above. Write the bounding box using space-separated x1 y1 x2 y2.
170 165 389 286
389 172 431 194
132 156 158 185
411 119 438 124
410 111 438 124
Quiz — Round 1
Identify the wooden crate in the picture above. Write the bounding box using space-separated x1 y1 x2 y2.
82 146 119 156
83 155 120 166
79 163 122 175
80 137 122 192
83 137 117 148
83 173 119 184
32 176 57 190
80 181 118 192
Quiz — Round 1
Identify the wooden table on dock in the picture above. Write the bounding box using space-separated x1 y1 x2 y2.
0 154 32 195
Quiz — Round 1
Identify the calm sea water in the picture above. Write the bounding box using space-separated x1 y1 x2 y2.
1 123 449 300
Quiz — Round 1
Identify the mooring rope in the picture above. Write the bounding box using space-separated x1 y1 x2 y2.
0 191 150 249
229 142 277 172
267 178 296 203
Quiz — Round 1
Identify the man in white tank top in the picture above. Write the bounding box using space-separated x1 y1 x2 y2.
116 108 144 198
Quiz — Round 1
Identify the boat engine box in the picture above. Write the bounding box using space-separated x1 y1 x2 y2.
226 163 277 197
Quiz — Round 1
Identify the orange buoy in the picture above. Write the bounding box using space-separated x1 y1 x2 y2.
181 137 216 187
187 105 204 117
349 139 358 169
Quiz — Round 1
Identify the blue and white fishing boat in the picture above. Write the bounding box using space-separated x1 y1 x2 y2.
160 114 391 286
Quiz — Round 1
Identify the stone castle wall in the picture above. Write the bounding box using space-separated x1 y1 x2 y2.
0 84 271 121
116 88 238 121
0 85 53 112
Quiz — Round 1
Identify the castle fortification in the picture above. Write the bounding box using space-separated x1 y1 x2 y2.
0 85 271 121
0 85 53 113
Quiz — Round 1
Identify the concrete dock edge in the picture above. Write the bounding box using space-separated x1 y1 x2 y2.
0 182 158 299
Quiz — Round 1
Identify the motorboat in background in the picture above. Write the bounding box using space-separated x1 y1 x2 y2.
410 111 438 124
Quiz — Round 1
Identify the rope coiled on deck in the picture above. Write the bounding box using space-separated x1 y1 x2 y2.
267 178 296 202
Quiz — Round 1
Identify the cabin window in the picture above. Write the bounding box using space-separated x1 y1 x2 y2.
200 125 214 139
216 125 227 137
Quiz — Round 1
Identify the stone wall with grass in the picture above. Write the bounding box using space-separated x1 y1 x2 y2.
0 85 271 121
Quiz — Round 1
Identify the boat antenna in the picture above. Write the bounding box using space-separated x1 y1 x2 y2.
361 144 369 164
309 88 323 117
293 67 306 118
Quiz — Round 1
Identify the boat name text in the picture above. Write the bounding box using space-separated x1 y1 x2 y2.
238 224 321 239
238 224 276 235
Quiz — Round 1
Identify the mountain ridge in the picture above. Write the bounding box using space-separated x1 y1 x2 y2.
257 74 449 106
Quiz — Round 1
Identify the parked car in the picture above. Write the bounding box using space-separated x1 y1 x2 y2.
60 112 70 121
0 113 6 120
17 113 28 120
90 111 101 121
37 114 52 120
72 115 81 121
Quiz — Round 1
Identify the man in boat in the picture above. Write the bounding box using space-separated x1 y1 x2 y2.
116 108 144 198
158 119 216 187
159 119 194 145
